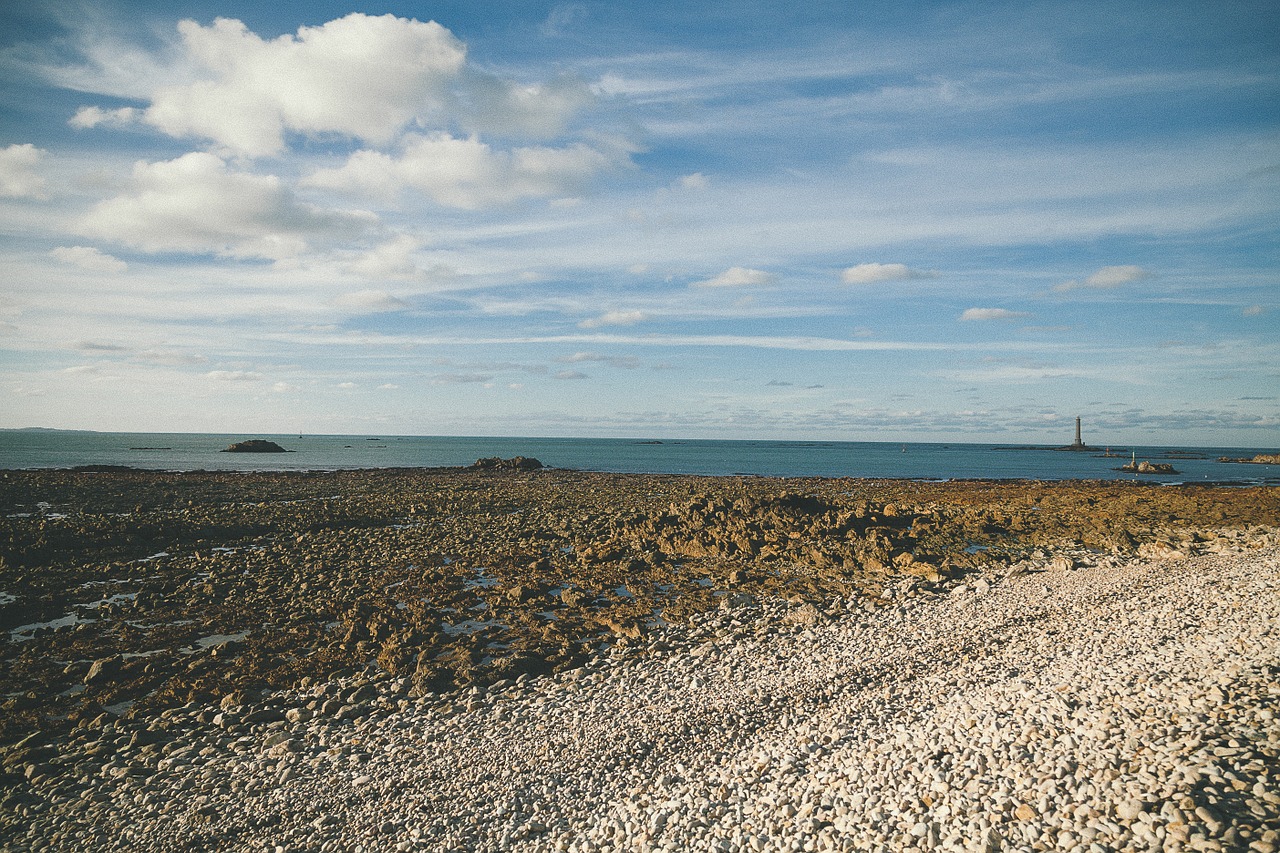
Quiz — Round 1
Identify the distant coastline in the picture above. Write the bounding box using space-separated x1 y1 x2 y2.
1 430 1276 484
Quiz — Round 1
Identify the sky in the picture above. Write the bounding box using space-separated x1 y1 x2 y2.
0 0 1277 444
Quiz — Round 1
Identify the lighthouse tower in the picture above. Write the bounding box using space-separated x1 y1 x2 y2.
1072 416 1085 449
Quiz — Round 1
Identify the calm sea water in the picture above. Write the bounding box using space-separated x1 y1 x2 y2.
1 430 1277 484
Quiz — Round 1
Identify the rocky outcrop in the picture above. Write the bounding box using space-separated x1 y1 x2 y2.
1118 460 1179 474
471 456 543 471
1 467 1277 747
1218 453 1280 465
222 440 289 454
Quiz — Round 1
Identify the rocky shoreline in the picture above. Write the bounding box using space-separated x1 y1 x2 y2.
1 468 1278 850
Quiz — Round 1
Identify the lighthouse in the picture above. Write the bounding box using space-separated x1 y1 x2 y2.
1056 415 1097 451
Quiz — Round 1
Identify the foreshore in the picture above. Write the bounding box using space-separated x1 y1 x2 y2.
1 468 1278 851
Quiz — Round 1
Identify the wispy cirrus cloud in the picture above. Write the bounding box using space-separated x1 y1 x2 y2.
50 246 126 273
692 266 776 288
578 310 648 329
557 351 640 369
959 307 1031 322
333 290 409 314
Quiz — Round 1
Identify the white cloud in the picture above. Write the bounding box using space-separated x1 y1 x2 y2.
540 4 588 38
554 369 589 380
345 236 422 280
959 307 1031 321
431 372 493 384
69 106 138 130
840 262 929 284
457 71 595 139
305 133 619 209
136 348 207 366
1242 305 1264 317
206 370 263 381
693 266 777 288
341 235 458 283
144 14 466 157
678 172 709 190
81 152 371 259
1085 265 1151 287
0 143 49 199
578 310 648 329
49 246 127 273
557 352 639 369
333 290 408 313
1055 264 1152 292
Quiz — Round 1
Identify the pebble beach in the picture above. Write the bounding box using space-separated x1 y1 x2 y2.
2 468 1278 852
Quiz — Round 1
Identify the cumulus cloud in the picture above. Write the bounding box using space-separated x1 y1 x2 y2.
959 307 1031 321
69 106 139 130
0 143 49 199
1242 305 1264 317
693 266 777 288
578 310 648 329
49 246 127 273
333 290 408 313
144 15 466 157
840 262 930 284
305 133 618 209
54 13 601 160
81 152 371 259
1055 264 1152 292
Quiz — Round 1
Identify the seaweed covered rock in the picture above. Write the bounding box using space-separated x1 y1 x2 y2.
471 456 542 471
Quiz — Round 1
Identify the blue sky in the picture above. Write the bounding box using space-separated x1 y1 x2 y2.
1 0 1277 443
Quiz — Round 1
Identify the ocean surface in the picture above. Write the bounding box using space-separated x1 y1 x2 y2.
1 430 1277 484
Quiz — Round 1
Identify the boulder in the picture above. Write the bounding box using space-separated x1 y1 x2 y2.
83 655 122 686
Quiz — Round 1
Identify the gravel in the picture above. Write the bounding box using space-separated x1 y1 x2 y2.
3 540 1278 853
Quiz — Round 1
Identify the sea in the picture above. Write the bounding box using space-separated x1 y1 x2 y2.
1 430 1277 484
